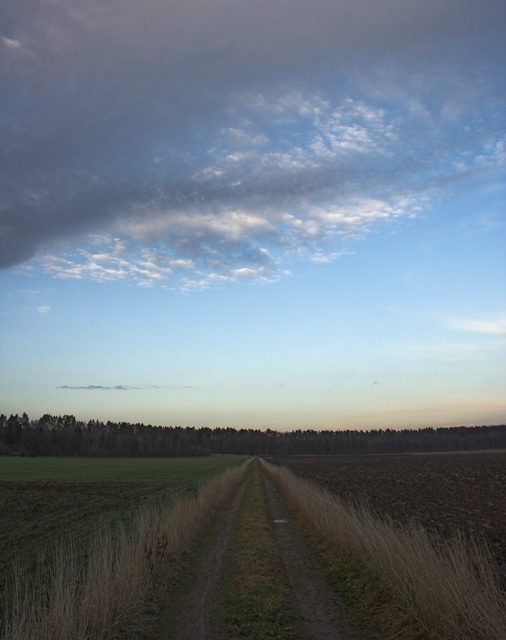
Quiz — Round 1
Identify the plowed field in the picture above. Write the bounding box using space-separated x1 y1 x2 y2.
269 451 506 583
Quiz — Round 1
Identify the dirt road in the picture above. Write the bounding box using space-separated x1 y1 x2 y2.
263 474 361 640
154 461 362 640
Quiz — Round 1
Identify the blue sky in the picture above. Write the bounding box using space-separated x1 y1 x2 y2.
1 0 505 429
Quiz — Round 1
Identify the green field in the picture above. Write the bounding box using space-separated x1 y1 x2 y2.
0 456 245 593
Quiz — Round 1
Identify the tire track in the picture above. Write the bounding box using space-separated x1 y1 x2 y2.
262 471 362 640
163 475 250 640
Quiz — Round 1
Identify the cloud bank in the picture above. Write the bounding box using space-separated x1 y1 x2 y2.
1 0 504 288
57 385 143 391
56 385 188 390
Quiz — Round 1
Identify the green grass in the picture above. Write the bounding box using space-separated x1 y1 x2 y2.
0 456 244 594
0 456 245 483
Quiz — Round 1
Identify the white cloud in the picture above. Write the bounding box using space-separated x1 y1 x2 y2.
180 272 234 292
308 99 396 158
122 208 274 244
36 179 428 290
231 266 268 279
4 69 503 289
449 317 506 336
36 305 51 314
223 128 269 147
179 264 287 292
40 250 156 285
38 237 287 291
1 36 32 58
2 37 21 48
1 0 503 276
377 340 500 362
308 249 354 263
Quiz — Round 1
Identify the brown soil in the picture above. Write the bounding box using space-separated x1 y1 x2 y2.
269 451 506 584
262 472 361 640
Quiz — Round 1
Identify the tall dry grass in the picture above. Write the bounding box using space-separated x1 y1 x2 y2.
1 461 249 640
262 460 506 640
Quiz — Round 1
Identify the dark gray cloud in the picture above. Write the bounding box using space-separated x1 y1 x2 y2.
57 385 142 390
1 0 504 273
56 385 185 390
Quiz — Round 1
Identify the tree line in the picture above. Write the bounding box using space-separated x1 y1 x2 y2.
1 413 505 457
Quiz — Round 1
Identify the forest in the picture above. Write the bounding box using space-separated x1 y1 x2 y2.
1 413 505 457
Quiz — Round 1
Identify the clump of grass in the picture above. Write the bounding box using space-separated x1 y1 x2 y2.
262 460 506 640
216 461 299 639
1 461 249 640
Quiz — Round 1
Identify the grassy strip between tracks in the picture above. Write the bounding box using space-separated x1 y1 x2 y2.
263 459 506 640
215 460 299 640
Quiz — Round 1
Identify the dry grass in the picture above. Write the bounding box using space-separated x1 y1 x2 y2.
262 459 506 640
1 461 249 640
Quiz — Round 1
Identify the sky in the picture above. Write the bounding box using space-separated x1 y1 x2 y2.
1 0 505 430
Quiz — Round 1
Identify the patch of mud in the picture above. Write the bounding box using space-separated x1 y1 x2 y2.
164 479 248 640
263 474 362 640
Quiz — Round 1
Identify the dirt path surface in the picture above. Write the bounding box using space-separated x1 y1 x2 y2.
166 478 249 640
157 463 363 639
262 472 361 640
